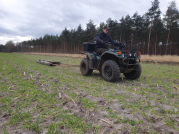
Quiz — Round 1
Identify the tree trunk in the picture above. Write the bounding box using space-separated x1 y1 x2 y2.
64 41 65 53
148 25 152 55
170 36 173 55
166 27 170 55
155 33 157 55
131 34 133 50
143 42 145 55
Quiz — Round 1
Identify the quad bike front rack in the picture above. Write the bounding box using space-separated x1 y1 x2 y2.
122 58 140 66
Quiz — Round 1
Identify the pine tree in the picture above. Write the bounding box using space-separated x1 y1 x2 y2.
146 0 161 54
96 22 105 33
85 20 96 42
152 18 164 55
163 0 179 55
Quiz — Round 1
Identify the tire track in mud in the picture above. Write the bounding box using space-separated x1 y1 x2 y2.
59 65 179 99
29 66 179 133
29 72 131 133
10 55 179 97
0 59 38 134
41 65 179 114
23 66 179 133
20 73 179 132
1 60 129 133
6 58 142 133
0 58 62 133
15 57 179 132
2 56 179 133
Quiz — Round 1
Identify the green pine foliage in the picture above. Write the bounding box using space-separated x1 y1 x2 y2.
11 0 179 55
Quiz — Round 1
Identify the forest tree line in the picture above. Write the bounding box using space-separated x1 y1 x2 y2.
1 0 179 55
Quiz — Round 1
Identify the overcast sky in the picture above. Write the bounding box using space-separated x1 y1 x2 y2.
0 0 178 45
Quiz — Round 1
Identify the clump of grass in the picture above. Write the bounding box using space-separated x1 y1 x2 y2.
9 111 32 125
80 98 97 109
23 119 41 133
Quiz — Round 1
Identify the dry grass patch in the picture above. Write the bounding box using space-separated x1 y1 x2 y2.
141 55 179 63
14 52 179 63
14 52 85 58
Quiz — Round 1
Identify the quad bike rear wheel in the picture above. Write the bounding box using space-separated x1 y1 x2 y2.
101 60 120 82
80 58 93 76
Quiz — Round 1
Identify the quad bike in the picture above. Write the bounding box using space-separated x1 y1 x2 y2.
80 26 142 82
80 41 142 82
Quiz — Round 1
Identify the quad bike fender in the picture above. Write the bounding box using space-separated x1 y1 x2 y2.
86 53 98 69
100 51 140 66
99 51 139 69
99 52 120 70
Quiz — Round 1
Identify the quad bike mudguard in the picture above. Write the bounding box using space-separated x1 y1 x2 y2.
99 51 140 73
84 52 99 69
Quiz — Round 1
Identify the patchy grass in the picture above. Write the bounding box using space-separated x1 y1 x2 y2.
14 52 179 63
0 53 179 134
141 55 179 63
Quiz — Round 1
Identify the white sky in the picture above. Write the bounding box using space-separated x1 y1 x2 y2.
0 0 178 45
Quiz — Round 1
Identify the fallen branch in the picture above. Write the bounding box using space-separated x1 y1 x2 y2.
41 82 48 86
69 96 77 107
12 97 19 101
164 94 167 99
101 119 120 130
65 94 70 100
174 85 179 90
65 94 77 107
8 85 14 90
102 119 114 126
110 131 113 134
117 84 120 88
59 92 62 99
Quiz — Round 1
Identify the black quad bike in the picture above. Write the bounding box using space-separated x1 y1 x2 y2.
80 26 142 82
80 41 142 82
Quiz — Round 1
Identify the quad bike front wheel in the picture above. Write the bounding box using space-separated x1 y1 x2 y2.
80 58 93 76
101 60 120 82
124 63 142 80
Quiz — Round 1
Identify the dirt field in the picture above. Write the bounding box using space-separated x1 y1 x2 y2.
0 53 179 134
14 52 179 64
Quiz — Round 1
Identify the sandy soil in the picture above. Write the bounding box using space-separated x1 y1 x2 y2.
13 52 179 63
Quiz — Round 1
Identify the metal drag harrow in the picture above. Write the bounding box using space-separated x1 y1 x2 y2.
37 59 79 67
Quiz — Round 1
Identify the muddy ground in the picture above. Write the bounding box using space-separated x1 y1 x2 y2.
0 53 179 134
13 52 179 64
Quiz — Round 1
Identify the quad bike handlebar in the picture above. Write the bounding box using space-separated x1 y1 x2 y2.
103 42 126 50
